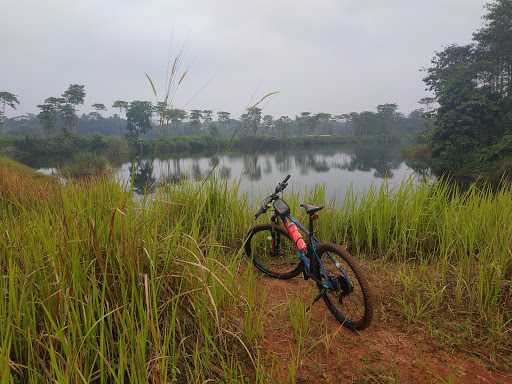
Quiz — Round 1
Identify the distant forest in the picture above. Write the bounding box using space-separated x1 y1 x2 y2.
0 87 429 140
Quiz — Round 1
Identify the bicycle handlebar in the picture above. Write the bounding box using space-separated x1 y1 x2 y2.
254 175 292 219
274 174 291 193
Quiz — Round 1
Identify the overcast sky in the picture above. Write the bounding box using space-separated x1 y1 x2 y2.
2 0 486 117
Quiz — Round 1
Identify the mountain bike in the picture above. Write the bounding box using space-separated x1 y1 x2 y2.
244 175 373 330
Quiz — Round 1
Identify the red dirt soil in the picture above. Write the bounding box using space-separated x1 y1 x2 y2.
255 271 512 384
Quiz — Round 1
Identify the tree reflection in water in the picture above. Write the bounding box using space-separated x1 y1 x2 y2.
191 159 202 180
242 154 262 181
156 156 233 185
219 166 231 179
294 153 330 175
275 152 292 173
159 158 186 185
263 158 272 174
333 144 404 178
130 158 155 194
124 143 418 194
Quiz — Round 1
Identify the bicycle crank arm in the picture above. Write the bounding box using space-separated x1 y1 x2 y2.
306 287 327 312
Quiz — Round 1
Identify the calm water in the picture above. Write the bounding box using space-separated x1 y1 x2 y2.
113 145 427 202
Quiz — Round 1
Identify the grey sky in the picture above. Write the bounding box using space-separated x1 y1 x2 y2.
2 0 486 117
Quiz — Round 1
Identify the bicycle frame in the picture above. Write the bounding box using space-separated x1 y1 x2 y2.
273 212 336 290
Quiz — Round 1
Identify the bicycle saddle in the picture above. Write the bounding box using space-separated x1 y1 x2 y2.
300 203 324 215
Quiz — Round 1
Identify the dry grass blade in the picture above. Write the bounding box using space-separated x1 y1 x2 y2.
249 91 280 109
145 72 158 99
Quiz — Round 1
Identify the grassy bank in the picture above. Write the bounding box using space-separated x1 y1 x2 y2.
0 159 264 382
1 158 511 380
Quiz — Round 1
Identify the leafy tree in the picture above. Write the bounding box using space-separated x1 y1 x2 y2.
418 97 436 114
243 107 262 134
84 112 103 121
0 91 20 114
376 103 400 134
92 103 107 112
202 110 213 125
472 0 512 97
126 101 153 140
202 110 214 134
112 100 129 117
423 0 512 174
296 112 313 135
62 84 85 106
217 111 231 131
36 104 57 135
164 108 187 135
59 103 77 134
0 91 20 128
217 111 230 122
37 97 65 135
215 111 231 135
376 103 398 118
189 110 203 134
312 113 333 134
41 84 87 133
262 114 274 133
170 109 187 127
274 116 292 138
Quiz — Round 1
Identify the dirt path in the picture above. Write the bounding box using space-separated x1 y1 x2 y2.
254 266 512 384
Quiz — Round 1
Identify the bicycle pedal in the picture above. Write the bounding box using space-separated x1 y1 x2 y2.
307 288 326 312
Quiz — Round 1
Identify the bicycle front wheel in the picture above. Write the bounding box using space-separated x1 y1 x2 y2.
244 224 303 279
317 243 373 330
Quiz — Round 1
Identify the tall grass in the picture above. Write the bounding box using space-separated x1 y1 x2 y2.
315 179 512 347
0 169 264 381
1 157 511 379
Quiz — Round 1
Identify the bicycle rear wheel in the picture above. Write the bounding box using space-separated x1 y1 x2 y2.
316 243 373 330
244 224 303 279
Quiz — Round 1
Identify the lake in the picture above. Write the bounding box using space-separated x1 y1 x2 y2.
112 144 429 202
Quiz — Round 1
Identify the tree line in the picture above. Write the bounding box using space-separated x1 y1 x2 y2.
1 89 429 140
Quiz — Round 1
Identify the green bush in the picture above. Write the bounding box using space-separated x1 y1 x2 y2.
58 152 110 178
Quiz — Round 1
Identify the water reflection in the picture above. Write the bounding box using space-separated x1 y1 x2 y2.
275 152 292 173
219 166 231 179
191 159 202 180
36 144 427 201
263 158 272 174
242 155 262 181
131 158 156 194
336 144 403 178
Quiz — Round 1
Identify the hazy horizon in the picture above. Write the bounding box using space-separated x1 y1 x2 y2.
2 0 486 118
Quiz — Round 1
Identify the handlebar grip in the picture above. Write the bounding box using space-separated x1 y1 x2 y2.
283 174 291 183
